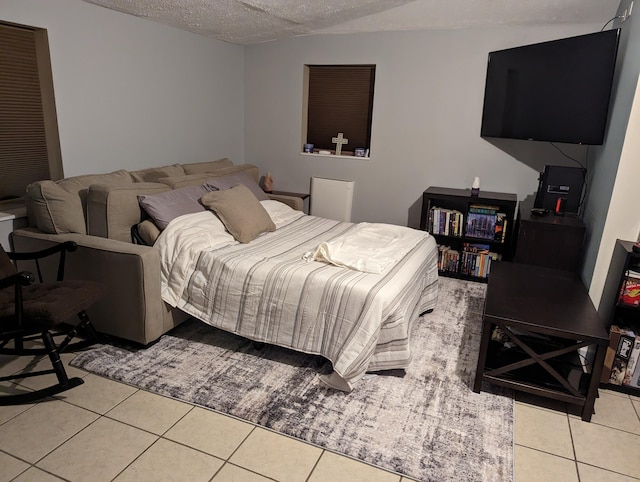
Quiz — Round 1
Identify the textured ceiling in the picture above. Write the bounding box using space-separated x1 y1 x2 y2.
82 0 621 45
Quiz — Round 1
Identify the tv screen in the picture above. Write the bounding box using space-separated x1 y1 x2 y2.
480 29 620 145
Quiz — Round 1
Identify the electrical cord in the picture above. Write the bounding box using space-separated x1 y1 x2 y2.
549 142 589 214
601 15 624 31
549 142 585 168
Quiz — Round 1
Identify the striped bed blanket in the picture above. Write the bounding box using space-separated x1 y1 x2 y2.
157 201 439 391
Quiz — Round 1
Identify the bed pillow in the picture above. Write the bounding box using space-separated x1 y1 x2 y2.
203 171 269 201
138 184 209 230
200 184 275 243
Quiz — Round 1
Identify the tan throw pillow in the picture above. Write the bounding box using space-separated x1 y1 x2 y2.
135 220 161 245
200 184 275 243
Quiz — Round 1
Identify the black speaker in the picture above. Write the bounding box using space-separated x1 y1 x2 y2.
534 165 585 215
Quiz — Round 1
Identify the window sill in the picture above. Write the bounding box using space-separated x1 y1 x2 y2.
300 152 370 160
0 201 27 222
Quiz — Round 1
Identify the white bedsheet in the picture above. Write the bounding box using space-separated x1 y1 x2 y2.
156 203 439 391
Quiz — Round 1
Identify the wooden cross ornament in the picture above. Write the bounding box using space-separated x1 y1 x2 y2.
332 133 349 156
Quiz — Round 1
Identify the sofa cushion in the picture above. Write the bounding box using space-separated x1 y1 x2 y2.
27 181 87 234
156 164 260 190
155 173 220 190
138 184 210 230
203 170 269 201
130 164 185 182
25 170 132 235
200 184 275 243
181 158 233 175
87 182 171 242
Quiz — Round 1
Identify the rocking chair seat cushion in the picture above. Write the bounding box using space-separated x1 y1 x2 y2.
0 280 105 327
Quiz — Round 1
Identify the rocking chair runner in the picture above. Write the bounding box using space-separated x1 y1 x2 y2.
0 241 105 405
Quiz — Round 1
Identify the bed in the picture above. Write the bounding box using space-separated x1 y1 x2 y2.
156 198 439 391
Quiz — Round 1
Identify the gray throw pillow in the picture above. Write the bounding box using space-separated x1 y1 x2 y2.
138 184 209 230
200 184 275 243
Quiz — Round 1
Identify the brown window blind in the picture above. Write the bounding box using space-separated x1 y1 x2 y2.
0 22 60 202
306 65 375 153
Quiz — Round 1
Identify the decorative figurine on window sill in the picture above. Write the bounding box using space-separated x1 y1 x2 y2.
264 172 273 193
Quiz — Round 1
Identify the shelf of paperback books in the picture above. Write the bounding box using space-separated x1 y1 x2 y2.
599 239 640 394
420 187 517 282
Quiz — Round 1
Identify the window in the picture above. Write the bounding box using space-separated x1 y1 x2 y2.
0 21 62 204
303 65 375 156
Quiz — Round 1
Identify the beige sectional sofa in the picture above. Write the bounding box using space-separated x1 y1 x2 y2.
10 159 303 345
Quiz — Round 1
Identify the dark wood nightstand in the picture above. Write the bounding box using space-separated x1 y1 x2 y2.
267 191 310 213
514 196 586 271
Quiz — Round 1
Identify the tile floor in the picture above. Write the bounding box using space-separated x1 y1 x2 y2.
1 350 639 482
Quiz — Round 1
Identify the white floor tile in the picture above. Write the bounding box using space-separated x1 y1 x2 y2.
0 451 30 481
0 400 35 426
230 427 322 482
570 417 640 479
37 417 157 482
515 403 574 458
113 437 224 481
212 463 273 481
55 373 137 413
514 445 578 482
11 467 66 482
588 391 640 434
0 399 98 463
308 451 400 482
577 463 640 482
164 406 254 459
106 389 193 435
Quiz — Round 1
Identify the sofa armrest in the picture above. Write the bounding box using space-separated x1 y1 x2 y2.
10 228 186 344
268 194 304 211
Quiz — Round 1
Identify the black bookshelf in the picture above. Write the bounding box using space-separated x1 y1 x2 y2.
420 186 517 282
599 239 640 395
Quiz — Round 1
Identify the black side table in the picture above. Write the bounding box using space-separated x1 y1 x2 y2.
473 262 609 422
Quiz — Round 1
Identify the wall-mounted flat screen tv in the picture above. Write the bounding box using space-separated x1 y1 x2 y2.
480 29 620 145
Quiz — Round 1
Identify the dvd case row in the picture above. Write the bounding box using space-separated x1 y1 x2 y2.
428 204 507 242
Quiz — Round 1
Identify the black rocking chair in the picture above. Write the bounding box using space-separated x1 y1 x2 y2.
0 241 105 404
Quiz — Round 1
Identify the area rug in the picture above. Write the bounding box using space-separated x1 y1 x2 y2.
71 277 513 481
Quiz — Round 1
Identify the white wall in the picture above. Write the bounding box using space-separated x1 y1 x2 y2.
583 0 640 309
0 0 245 177
589 73 640 309
244 24 602 227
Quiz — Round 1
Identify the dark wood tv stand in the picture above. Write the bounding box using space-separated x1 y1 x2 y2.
473 262 609 421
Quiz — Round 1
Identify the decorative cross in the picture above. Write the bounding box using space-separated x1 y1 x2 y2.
331 132 349 156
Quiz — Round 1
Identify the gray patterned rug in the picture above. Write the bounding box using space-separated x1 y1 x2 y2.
71 277 513 481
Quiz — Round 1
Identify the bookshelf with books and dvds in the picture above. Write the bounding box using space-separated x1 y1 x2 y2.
598 239 640 395
419 186 517 282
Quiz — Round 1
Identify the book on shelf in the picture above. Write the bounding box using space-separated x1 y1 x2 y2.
601 324 638 385
624 334 640 388
493 212 508 243
437 245 460 273
619 269 640 306
460 243 501 279
465 204 501 241
429 207 463 237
